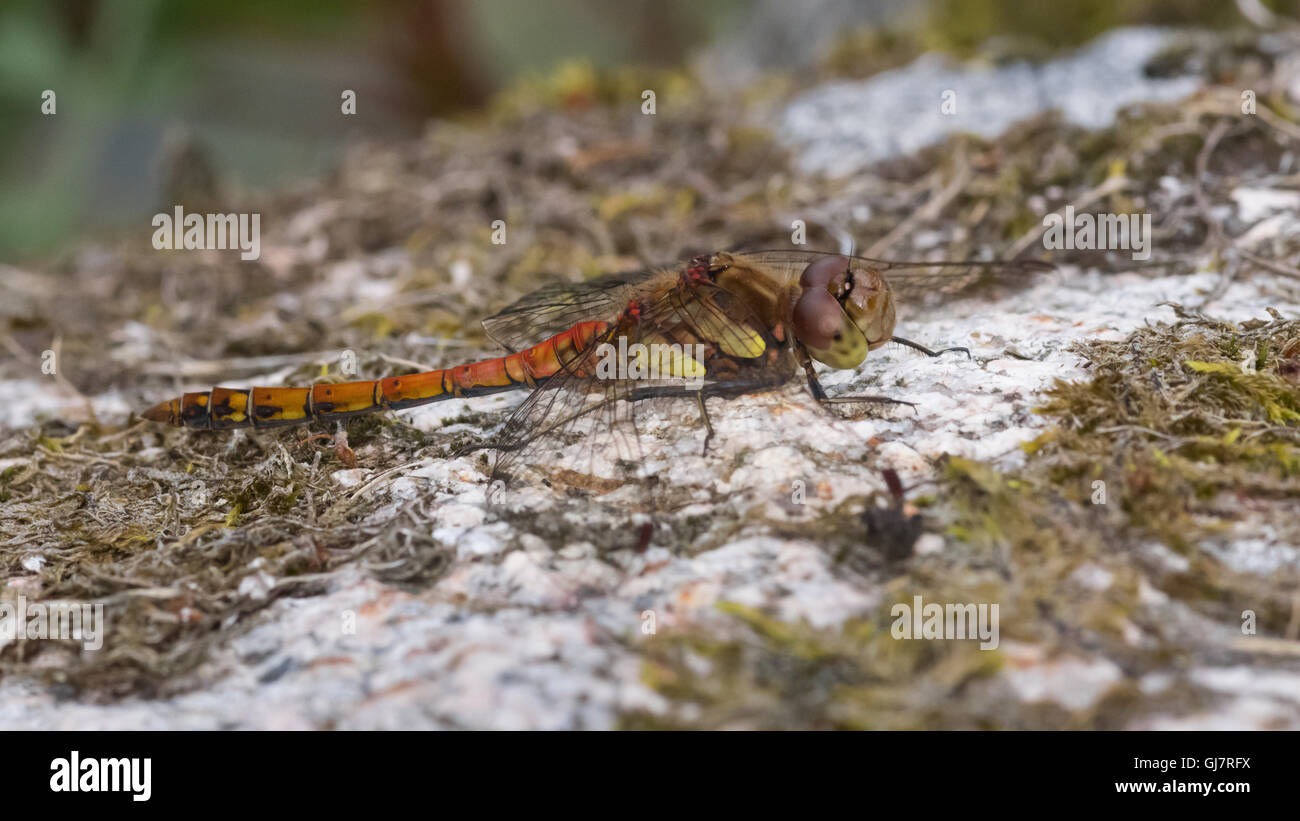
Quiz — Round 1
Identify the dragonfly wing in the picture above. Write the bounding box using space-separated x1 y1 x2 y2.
487 340 642 490
488 276 797 489
865 258 1051 300
481 268 655 352
732 250 1050 299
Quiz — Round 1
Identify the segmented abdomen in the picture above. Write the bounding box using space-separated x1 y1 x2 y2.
142 321 608 429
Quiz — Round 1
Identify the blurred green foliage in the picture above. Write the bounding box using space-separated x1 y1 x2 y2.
0 0 736 262
924 0 1300 54
0 0 1287 262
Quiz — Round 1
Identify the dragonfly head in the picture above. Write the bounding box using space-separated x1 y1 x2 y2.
792 255 896 369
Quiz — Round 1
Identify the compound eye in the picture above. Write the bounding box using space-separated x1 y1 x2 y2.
791 288 843 349
799 255 849 292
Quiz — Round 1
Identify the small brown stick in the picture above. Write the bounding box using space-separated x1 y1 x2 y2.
866 151 973 258
1235 0 1300 35
1236 248 1300 281
294 433 334 449
1288 591 1300 641
376 352 438 372
1255 102 1300 143
1192 118 1300 291
1193 120 1233 248
1 332 99 426
1006 175 1132 260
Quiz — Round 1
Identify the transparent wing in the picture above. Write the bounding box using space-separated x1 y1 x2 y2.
488 277 796 490
733 249 1052 299
480 268 657 352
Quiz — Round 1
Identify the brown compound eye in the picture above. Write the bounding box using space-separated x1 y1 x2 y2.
791 288 844 349
799 255 850 293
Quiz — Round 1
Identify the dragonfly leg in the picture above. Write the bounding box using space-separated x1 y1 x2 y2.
695 392 715 455
801 350 915 413
820 394 917 409
891 336 970 359
801 356 829 402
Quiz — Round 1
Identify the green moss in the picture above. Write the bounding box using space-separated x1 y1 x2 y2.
1181 361 1300 424
949 306 1300 626
622 601 1006 730
819 27 923 80
489 58 700 120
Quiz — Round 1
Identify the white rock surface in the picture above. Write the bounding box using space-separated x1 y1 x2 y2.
782 28 1202 175
5 257 1297 729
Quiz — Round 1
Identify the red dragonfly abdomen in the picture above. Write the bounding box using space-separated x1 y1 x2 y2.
142 321 609 430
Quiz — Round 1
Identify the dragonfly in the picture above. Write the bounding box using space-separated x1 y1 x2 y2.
142 250 1045 484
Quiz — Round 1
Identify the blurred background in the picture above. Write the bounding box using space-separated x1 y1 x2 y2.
1 0 1293 263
